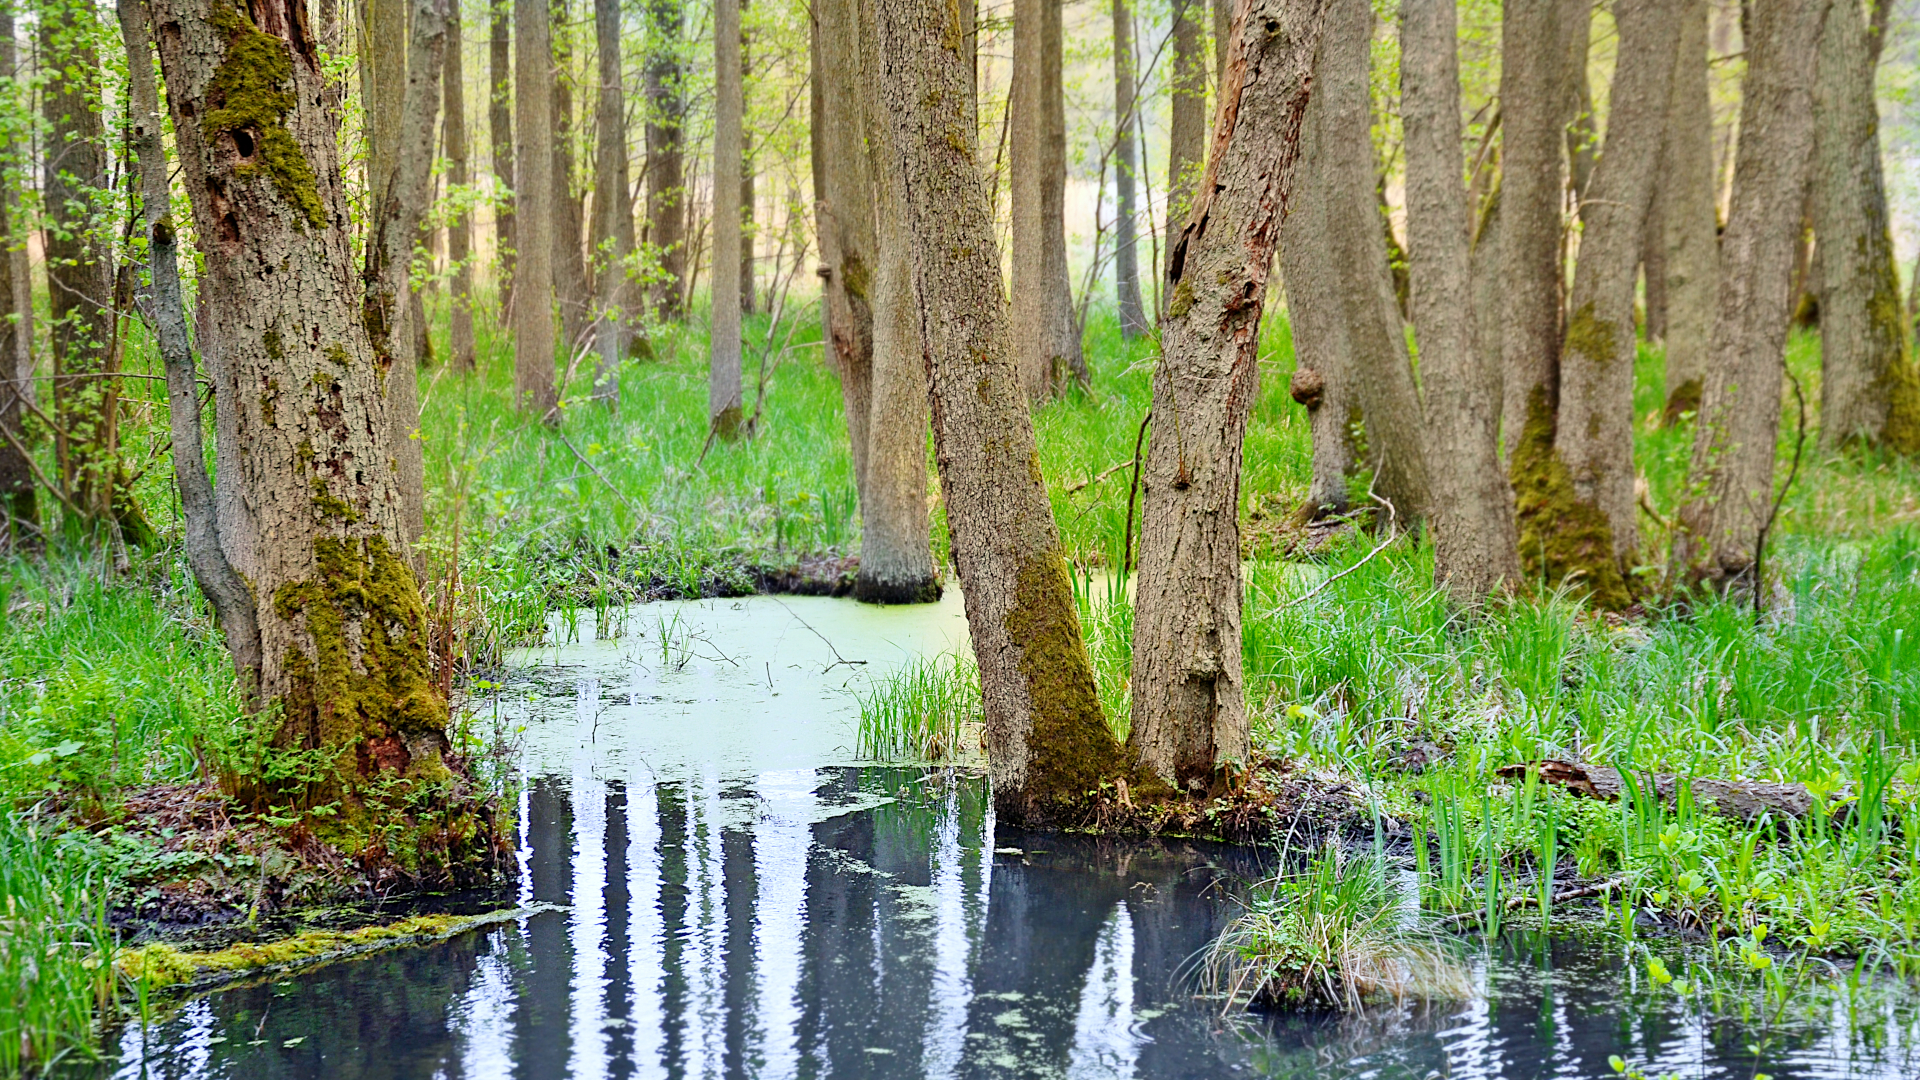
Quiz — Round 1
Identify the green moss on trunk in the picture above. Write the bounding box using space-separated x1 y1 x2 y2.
206 0 326 229
1510 385 1632 611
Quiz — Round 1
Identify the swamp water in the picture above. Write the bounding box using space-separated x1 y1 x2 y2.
81 594 1920 1078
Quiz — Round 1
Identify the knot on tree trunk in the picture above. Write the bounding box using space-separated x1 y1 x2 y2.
1289 366 1325 408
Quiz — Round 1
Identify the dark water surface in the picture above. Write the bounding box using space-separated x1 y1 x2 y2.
79 597 1920 1078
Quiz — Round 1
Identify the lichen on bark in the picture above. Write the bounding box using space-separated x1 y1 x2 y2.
1510 385 1632 610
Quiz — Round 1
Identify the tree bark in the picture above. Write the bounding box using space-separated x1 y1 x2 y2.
1497 0 1567 463
1400 0 1519 602
1674 0 1831 589
711 0 744 437
150 0 482 867
119 0 261 681
1010 0 1083 399
1212 0 1232 88
41 0 121 528
1318 0 1428 523
514 0 558 416
869 0 1127 824
1812 0 1918 452
814 0 875 503
589 0 632 402
0 2 33 538
1527 0 1677 610
1279 101 1357 521
739 3 756 317
550 0 590 356
445 0 476 371
366 0 448 563
1129 0 1329 790
1112 0 1145 339
1165 0 1206 287
489 0 516 302
643 0 686 318
1661 0 1715 424
1641 172 1667 342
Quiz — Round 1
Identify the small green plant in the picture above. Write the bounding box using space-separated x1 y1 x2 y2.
855 655 983 763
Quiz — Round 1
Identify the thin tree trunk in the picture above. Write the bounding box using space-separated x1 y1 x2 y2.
514 0 558 416
1530 0 1677 610
1662 0 1715 424
1112 0 1145 338
1561 0 1596 201
1813 0 1918 452
366 0 448 561
1498 0 1567 463
1401 0 1519 602
589 0 631 401
1674 0 1831 589
551 0 590 356
151 0 485 864
41 0 120 528
1165 0 1205 288
0 2 33 538
814 0 874 504
870 0 1128 824
446 0 476 370
1320 0 1428 523
1279 93 1357 521
1011 0 1083 398
739 2 755 317
1129 0 1328 790
119 0 260 680
644 0 686 318
368 0 406 199
1212 0 1231 88
1641 171 1667 341
711 0 744 437
489 0 516 303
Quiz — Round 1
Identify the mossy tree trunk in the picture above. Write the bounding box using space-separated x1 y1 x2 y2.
488 0 516 303
0 2 32 539
1128 0 1329 791
1520 0 1677 610
1112 0 1146 339
364 0 448 563
1401 0 1520 602
589 0 633 401
1497 0 1570 464
513 0 559 417
1164 0 1206 300
643 0 686 319
41 0 123 531
445 0 476 372
869 0 1126 825
1010 0 1084 399
710 0 744 438
150 0 485 875
1812 0 1919 453
1673 0 1830 588
1661 0 1716 425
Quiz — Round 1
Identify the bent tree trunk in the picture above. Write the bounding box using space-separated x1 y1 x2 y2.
870 0 1125 824
1812 0 1920 452
150 0 487 877
1525 0 1677 609
1400 0 1519 602
1129 0 1329 790
1674 0 1831 588
1662 0 1716 424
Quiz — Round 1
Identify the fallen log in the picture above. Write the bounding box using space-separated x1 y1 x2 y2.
1494 760 1813 823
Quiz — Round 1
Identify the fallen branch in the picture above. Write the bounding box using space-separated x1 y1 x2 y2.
1064 456 1138 494
1495 760 1813 823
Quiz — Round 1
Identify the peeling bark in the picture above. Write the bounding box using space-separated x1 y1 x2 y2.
1129 0 1329 789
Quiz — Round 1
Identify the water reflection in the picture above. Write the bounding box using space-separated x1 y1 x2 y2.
87 763 1920 1080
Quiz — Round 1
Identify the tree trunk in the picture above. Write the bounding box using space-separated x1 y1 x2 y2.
550 0 590 356
1400 0 1519 602
1527 0 1677 610
445 0 476 370
1165 0 1206 288
1813 0 1918 452
489 0 516 302
1212 0 1232 88
869 0 1126 824
1498 0 1568 464
1661 0 1715 424
0 2 33 538
1673 0 1831 589
739 4 756 317
1010 0 1083 399
150 0 485 873
1319 0 1428 523
1279 94 1357 521
367 0 448 563
643 0 686 318
119 0 260 680
514 0 558 416
1129 0 1329 791
589 0 632 402
814 0 875 503
1112 0 1145 339
41 0 121 529
1641 172 1667 341
1560 0 1595 202
711 0 744 437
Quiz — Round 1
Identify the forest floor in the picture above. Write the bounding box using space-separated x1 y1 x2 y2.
3 294 1919 1067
